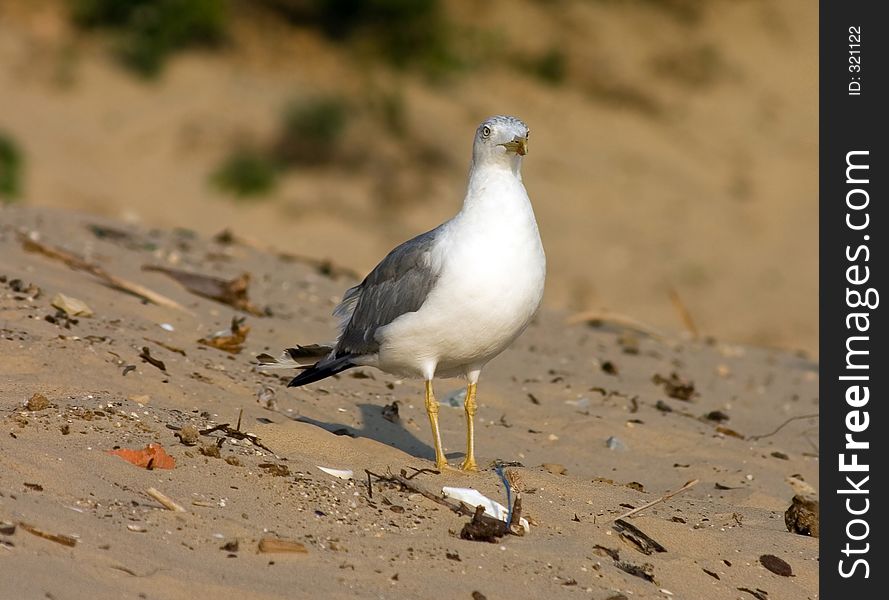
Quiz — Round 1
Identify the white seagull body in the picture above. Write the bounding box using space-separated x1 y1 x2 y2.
263 115 545 471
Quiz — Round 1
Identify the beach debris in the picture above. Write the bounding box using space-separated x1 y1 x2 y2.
127 524 147 533
159 323 175 332
18 522 77 547
199 444 221 458
759 554 793 577
138 346 166 371
702 567 720 580
259 463 290 477
613 519 667 555
471 592 487 600
25 393 50 411
258 537 308 554
175 425 200 446
198 317 250 354
108 443 176 470
257 386 277 409
748 413 819 441
601 360 619 375
737 587 769 600
784 494 819 537
145 338 186 356
146 487 186 512
442 487 530 533
443 388 466 408
317 466 353 480
51 293 93 317
652 373 696 401
565 397 590 411
21 234 185 311
615 560 655 582
593 545 620 560
460 505 507 542
527 392 540 405
142 265 264 315
715 425 745 439
6 278 41 299
655 400 672 413
605 436 626 451
221 540 239 553
87 223 157 251
610 479 698 522
0 521 15 536
198 410 275 453
703 410 729 423
382 401 400 423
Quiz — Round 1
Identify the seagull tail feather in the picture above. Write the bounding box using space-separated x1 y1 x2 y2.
287 355 355 387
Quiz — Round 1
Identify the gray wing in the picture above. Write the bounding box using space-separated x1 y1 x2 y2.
333 226 443 357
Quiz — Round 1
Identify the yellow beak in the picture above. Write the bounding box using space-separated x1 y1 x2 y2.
499 136 528 156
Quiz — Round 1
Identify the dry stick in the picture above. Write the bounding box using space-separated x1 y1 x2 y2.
18 522 77 547
667 286 699 338
609 479 700 523
146 487 187 512
748 413 819 441
20 235 186 311
364 470 508 529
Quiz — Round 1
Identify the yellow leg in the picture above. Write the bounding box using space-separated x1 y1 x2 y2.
460 383 479 472
424 380 448 470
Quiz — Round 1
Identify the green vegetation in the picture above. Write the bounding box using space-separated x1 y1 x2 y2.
70 0 228 77
259 0 464 78
211 148 278 198
517 47 567 86
0 133 23 203
275 96 348 165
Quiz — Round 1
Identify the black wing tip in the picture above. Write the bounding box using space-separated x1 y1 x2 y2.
287 356 355 387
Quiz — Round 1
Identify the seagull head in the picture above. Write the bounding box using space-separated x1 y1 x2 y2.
472 115 529 171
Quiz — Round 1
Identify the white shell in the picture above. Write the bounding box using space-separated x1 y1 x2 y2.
317 466 354 480
442 486 530 533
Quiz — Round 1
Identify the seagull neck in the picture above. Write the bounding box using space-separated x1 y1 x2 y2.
461 162 526 213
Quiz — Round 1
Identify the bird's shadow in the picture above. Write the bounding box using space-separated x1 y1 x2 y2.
290 403 462 462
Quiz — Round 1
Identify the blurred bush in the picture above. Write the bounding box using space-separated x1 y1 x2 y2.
257 0 463 77
70 0 228 77
274 96 348 165
211 148 279 198
0 133 23 203
516 47 567 86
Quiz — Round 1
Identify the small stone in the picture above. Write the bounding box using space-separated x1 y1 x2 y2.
759 554 793 577
225 456 242 467
200 444 221 458
785 494 819 537
605 436 627 451
176 425 200 446
26 393 50 411
51 293 93 317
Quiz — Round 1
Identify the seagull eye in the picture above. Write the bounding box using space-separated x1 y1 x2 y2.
482 126 491 138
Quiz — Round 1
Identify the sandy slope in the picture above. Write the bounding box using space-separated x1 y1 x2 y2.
1 206 817 599
0 0 817 355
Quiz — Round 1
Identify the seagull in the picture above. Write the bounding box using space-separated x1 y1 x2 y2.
261 115 545 471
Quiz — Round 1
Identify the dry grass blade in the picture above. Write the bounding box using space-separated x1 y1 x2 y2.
667 286 699 338
20 235 186 311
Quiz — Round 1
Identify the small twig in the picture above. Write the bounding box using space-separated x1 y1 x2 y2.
403 466 440 480
609 479 699 523
748 414 819 441
365 470 374 500
236 408 243 432
146 487 186 512
20 234 186 311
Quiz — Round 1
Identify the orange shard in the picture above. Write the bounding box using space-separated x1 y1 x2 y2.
108 443 176 469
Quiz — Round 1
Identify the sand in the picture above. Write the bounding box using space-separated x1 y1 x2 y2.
1 206 818 599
